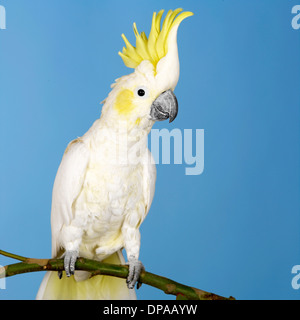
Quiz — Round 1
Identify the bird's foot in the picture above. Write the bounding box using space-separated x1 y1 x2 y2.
126 256 145 289
57 250 79 278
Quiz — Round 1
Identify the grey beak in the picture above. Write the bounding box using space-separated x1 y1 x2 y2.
149 90 178 123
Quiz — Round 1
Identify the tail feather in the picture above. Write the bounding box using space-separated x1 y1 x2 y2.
36 250 136 300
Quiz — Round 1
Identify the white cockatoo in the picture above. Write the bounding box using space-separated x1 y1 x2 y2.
36 8 193 300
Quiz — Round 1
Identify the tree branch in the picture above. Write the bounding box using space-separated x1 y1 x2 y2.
0 249 235 300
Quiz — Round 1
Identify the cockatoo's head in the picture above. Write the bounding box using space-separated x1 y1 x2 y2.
101 9 193 131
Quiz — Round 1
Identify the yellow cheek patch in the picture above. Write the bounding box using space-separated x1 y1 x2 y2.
114 89 135 115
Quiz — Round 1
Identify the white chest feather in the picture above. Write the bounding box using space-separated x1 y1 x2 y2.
73 141 146 255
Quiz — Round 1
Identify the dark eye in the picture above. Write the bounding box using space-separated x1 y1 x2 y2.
137 89 145 97
135 86 149 99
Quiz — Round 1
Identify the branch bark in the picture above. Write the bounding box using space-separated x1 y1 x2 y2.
0 249 235 300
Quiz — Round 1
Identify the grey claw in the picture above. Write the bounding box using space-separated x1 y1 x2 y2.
63 250 78 277
127 257 144 289
137 280 142 290
57 270 63 279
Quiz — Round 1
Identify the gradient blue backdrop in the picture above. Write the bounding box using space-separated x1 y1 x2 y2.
0 0 299 300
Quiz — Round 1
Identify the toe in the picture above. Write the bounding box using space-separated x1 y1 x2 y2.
126 258 144 289
63 250 78 277
64 255 71 277
127 264 135 286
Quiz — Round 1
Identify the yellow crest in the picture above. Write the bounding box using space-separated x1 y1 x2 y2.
118 8 193 69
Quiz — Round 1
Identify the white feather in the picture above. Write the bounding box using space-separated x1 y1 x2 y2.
50 138 90 257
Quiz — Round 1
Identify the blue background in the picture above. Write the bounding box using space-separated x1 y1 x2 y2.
0 0 299 300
